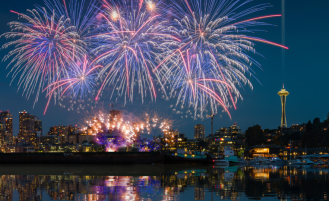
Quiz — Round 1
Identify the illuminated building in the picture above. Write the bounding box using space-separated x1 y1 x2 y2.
0 111 13 145
208 123 245 154
290 124 306 131
18 110 39 147
161 129 179 151
176 134 187 149
47 125 77 146
244 145 282 159
40 135 59 145
187 139 199 151
278 85 289 128
69 134 78 144
278 148 328 160
194 124 205 140
34 119 42 136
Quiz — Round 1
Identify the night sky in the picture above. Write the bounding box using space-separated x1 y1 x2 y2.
0 0 328 138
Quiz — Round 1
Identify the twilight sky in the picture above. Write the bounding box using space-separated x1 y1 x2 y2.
0 0 328 138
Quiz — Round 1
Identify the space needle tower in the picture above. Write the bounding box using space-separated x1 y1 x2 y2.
278 84 289 128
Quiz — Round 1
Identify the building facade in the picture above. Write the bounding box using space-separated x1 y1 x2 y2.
0 111 13 145
194 124 205 140
18 110 40 147
207 123 245 155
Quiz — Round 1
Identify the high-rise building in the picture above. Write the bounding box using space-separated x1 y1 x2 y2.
0 111 13 145
34 119 42 136
194 124 205 140
18 110 39 147
278 85 289 128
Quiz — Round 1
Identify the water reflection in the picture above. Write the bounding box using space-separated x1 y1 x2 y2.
0 164 328 200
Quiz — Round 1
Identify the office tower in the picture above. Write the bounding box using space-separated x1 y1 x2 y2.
34 119 42 136
278 85 289 128
194 124 205 140
18 110 39 147
0 111 13 145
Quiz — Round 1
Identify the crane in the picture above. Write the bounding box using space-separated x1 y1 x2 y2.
206 114 216 135
109 103 121 111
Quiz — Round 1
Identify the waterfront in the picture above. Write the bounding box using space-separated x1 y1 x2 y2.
0 164 328 200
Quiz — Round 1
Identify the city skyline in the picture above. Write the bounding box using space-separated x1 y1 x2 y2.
0 0 328 139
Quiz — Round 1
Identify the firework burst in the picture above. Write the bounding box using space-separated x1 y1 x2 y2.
155 0 288 118
1 0 288 120
1 8 86 106
92 0 178 104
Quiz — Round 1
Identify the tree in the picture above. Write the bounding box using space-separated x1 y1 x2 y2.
306 120 313 132
313 118 322 130
313 118 321 125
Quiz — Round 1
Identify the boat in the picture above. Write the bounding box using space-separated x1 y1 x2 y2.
223 147 239 163
289 157 314 165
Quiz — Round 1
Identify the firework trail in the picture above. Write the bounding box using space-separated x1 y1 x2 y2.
1 7 86 107
92 0 178 104
156 0 288 118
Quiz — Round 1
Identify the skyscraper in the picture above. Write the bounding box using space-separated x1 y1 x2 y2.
18 110 40 147
194 124 205 140
278 85 289 128
0 111 13 145
34 119 42 136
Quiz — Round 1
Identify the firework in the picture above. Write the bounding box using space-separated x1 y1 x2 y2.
155 0 288 118
164 51 233 119
1 7 86 106
0 0 288 120
80 109 172 152
92 0 178 104
43 55 102 114
42 0 100 50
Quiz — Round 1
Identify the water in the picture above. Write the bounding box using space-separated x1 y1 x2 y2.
0 164 328 200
